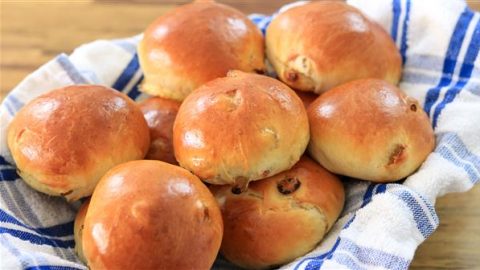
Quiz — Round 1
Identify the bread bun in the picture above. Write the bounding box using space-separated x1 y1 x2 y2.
74 198 90 264
211 156 344 269
308 79 435 182
7 85 150 201
173 70 309 189
266 1 401 94
139 97 180 164
82 160 223 270
138 0 265 101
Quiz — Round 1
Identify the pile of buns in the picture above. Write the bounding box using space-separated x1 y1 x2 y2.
7 1 435 269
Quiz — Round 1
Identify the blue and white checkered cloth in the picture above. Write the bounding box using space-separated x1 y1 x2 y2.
1 0 479 269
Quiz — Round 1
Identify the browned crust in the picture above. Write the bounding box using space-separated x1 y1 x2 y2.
83 160 223 270
173 71 310 186
266 1 402 93
211 156 345 269
307 79 435 182
7 85 150 200
139 97 181 164
138 1 265 101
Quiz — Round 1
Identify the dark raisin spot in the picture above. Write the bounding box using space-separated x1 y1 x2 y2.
410 104 417 112
231 186 243 195
231 177 249 194
254 69 265 74
203 207 210 222
286 71 298 81
388 144 406 165
262 170 270 177
277 177 301 195
60 190 73 196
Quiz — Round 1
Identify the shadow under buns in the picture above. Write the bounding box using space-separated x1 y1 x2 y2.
173 70 309 189
74 198 90 264
308 79 435 182
211 156 345 269
82 160 223 270
139 97 180 164
7 85 150 201
266 1 402 94
138 0 265 101
294 90 318 109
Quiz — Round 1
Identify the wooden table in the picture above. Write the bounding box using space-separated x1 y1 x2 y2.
1 1 479 269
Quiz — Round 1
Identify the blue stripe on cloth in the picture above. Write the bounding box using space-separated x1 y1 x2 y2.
295 238 342 270
437 145 480 183
0 234 39 268
0 168 19 181
2 98 16 116
376 184 387 194
438 132 480 169
127 74 144 100
25 266 83 270
392 190 437 238
299 184 384 269
432 18 480 128
391 0 401 42
360 184 376 207
249 14 272 35
0 209 73 237
111 53 140 92
333 252 367 270
424 8 474 116
0 155 12 165
6 94 25 111
333 238 410 270
401 70 439 85
400 0 411 64
56 54 89 84
0 227 74 248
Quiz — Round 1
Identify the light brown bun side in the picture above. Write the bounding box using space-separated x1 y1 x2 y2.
295 90 318 109
308 79 435 182
211 156 345 269
74 198 90 264
82 160 223 270
139 97 181 164
7 85 150 201
173 70 309 188
138 1 265 101
266 1 401 94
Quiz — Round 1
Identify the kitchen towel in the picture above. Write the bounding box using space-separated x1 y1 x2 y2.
1 0 479 269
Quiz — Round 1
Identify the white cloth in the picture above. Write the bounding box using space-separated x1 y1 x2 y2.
1 0 479 269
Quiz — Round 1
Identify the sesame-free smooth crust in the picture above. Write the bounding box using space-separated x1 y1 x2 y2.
266 1 402 93
138 1 265 101
173 71 310 187
7 85 150 201
82 160 223 270
308 79 435 182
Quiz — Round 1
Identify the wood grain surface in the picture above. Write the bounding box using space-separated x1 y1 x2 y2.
1 1 480 269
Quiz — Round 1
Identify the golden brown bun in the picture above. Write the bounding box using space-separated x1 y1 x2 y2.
138 1 265 101
266 1 402 94
82 160 223 270
139 97 181 164
74 198 90 264
211 156 344 269
7 85 150 201
308 79 435 182
173 70 309 188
